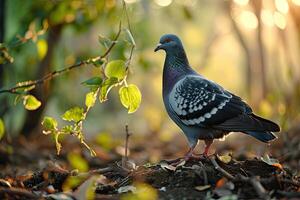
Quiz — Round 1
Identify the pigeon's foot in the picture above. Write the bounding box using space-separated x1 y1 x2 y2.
168 146 196 166
191 152 210 159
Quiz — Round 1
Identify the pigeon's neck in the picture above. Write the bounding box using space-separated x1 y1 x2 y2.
163 51 193 94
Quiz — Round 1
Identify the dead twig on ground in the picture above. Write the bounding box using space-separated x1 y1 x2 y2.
122 124 132 168
0 187 41 199
210 155 270 199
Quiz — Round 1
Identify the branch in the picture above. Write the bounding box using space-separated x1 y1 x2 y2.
210 156 270 199
0 21 122 95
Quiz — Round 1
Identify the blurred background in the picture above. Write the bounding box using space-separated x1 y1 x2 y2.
0 0 300 168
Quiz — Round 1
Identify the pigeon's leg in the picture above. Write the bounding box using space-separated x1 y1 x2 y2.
183 144 197 161
202 139 213 157
167 144 197 166
192 139 213 158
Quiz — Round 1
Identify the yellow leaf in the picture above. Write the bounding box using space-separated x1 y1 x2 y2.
121 182 157 200
85 92 96 108
217 154 232 164
0 118 5 141
67 152 89 172
37 39 48 60
119 84 142 114
23 95 41 110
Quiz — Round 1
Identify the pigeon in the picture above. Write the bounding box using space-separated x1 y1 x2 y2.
154 34 280 161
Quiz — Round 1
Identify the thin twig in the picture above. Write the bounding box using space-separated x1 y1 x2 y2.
0 20 122 95
210 156 235 180
122 0 135 69
75 167 114 178
122 124 131 168
210 156 270 199
0 187 41 199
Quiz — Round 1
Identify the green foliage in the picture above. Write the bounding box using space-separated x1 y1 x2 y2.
4 1 142 157
85 92 97 108
41 117 57 131
81 77 102 87
119 84 142 113
124 28 136 46
99 77 119 102
98 35 112 49
0 118 5 141
62 107 84 122
22 95 41 110
105 60 127 80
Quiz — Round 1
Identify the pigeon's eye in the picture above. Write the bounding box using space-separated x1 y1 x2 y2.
164 38 172 43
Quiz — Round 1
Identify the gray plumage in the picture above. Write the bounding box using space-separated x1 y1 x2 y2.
155 34 280 158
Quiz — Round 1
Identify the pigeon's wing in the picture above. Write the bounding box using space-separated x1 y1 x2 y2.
168 75 252 128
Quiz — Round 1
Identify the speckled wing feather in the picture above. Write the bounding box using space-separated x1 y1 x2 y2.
168 75 252 127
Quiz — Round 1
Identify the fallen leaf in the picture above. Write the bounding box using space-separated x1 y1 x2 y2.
195 185 211 191
216 177 227 188
217 154 232 164
260 155 282 170
160 161 176 171
118 185 137 193
73 176 96 200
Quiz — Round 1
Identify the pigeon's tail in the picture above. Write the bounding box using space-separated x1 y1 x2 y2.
244 131 277 142
249 114 280 132
214 113 280 133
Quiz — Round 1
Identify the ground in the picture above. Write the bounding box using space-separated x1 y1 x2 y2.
0 127 299 200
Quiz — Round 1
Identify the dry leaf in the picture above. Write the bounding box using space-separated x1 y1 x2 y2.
118 185 137 193
216 177 227 188
217 154 232 164
195 185 211 191
160 161 177 171
260 155 282 170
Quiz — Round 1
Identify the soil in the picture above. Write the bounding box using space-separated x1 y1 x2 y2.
0 127 299 200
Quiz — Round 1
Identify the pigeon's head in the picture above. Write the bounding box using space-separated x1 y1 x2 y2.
154 34 184 54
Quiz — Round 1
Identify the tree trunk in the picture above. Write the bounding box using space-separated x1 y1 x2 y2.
0 0 8 117
251 0 267 99
224 1 252 98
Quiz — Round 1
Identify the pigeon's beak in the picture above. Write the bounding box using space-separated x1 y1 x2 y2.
154 43 162 52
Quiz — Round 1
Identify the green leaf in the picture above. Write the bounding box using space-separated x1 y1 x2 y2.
23 95 41 110
91 58 105 68
67 152 89 172
0 118 5 141
105 60 126 80
85 92 96 108
125 29 136 46
14 95 22 105
81 77 102 86
99 77 119 102
62 107 84 122
98 34 112 49
119 84 142 114
62 125 74 134
41 117 58 130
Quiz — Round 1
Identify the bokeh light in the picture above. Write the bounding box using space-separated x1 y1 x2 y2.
124 0 139 3
236 10 258 29
154 0 173 7
273 11 286 29
292 0 300 6
233 0 249 6
275 0 289 14
261 9 274 27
